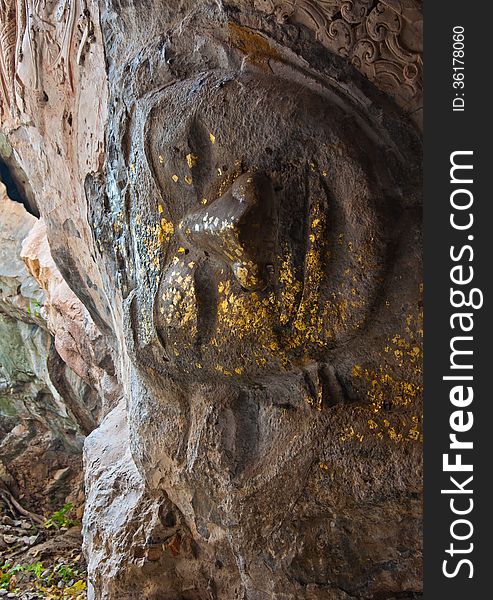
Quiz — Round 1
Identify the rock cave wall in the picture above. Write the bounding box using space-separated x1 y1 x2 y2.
1 1 423 599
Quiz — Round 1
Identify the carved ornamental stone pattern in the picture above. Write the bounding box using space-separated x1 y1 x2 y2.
252 0 423 127
0 0 93 120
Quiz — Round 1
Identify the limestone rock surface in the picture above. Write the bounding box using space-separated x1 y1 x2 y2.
0 185 84 513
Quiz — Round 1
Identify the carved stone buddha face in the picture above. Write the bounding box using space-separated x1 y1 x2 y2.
143 69 416 385
116 66 422 598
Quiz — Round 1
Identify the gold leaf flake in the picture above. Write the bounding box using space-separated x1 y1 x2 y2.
186 153 198 168
160 219 174 236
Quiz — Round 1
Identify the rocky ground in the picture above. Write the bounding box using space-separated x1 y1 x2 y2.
0 493 86 599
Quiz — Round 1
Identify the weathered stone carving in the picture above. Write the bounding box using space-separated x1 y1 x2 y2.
0 0 22 114
0 0 93 119
81 7 422 595
1 1 423 598
252 0 423 127
144 67 412 385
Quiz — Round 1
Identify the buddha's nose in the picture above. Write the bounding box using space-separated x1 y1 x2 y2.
178 172 277 291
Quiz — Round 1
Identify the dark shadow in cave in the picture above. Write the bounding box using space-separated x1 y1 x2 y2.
0 158 39 218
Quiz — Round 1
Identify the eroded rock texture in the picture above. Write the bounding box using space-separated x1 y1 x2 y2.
0 183 86 515
1 1 423 599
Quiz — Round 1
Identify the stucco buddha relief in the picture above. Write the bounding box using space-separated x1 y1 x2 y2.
84 5 422 598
